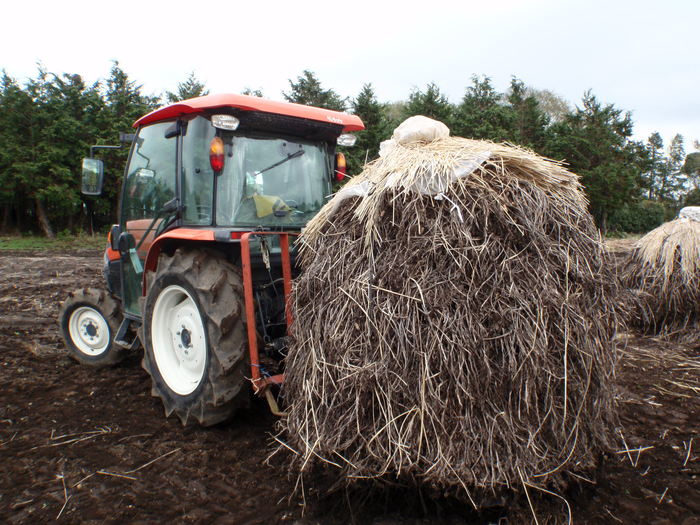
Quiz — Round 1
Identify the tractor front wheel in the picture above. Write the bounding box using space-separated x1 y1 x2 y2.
141 248 249 426
58 288 126 366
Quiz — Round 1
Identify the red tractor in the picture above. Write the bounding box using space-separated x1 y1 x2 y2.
59 94 364 425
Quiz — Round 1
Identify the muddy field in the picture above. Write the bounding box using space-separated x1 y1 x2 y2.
0 246 699 524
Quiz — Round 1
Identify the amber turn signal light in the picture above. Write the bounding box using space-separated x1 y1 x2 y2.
209 137 225 172
335 152 346 182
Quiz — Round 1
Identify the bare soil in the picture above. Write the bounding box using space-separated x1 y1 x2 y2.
0 247 698 524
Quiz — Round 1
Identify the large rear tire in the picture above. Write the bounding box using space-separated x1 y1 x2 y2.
58 288 126 367
141 248 249 426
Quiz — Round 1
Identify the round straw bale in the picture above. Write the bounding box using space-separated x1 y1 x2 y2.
623 217 700 334
281 136 620 503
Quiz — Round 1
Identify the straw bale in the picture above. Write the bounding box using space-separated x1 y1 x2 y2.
623 217 700 333
281 136 620 503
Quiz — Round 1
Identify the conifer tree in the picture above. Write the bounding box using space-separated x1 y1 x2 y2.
345 83 391 173
506 77 548 150
402 83 453 125
166 72 209 103
241 87 264 97
283 70 345 111
454 75 513 142
644 132 666 199
99 61 160 222
545 91 643 231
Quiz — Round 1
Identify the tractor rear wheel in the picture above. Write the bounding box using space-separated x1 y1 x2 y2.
58 288 126 366
140 248 249 426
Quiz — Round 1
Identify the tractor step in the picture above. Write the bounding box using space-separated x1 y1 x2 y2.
114 318 140 350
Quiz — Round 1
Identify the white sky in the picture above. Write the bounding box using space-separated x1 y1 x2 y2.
2 0 698 150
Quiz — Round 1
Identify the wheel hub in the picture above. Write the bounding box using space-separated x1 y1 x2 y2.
179 327 192 349
84 321 98 338
68 306 110 356
151 285 207 396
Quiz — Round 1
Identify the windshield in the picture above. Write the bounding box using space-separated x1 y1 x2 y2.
216 135 331 228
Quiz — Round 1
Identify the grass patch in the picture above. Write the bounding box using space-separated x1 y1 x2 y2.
604 231 643 240
0 233 107 251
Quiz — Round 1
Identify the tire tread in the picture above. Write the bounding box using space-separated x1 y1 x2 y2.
141 248 249 426
58 287 126 367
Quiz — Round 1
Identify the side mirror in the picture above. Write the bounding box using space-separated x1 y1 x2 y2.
109 224 121 251
81 158 104 196
117 231 136 255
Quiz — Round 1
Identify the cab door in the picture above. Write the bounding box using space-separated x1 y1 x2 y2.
119 121 178 317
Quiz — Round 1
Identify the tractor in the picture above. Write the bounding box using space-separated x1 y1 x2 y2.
59 94 364 425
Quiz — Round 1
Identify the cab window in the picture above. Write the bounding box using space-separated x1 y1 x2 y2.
121 122 176 226
215 135 330 228
181 116 215 225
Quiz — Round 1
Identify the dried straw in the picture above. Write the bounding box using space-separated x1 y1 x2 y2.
281 137 620 503
623 218 700 333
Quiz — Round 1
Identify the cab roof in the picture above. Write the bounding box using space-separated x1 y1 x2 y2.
133 93 365 132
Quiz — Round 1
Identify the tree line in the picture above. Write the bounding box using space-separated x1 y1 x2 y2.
0 64 697 237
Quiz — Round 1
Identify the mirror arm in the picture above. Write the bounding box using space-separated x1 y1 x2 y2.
89 144 122 157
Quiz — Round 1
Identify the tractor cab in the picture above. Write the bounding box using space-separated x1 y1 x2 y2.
63 95 364 426
87 95 362 315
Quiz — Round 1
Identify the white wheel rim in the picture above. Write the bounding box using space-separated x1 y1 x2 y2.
69 306 111 356
151 285 207 396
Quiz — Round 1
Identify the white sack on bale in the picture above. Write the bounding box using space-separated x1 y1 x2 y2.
678 206 700 222
379 114 450 158
391 115 450 145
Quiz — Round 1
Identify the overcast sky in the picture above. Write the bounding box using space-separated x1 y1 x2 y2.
2 0 698 150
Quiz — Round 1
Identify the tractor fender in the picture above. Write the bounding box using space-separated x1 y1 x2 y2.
143 229 215 295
